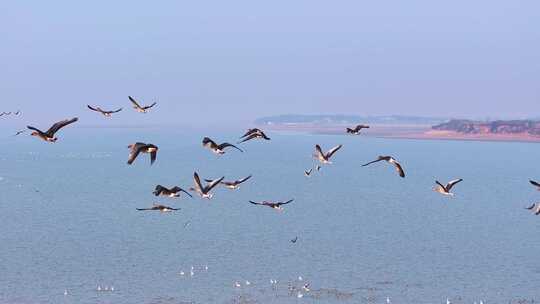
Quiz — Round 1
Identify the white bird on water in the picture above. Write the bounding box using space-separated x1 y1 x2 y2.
387 297 391 304
245 280 251 286
446 298 451 304
64 289 68 296
297 292 304 298
234 281 241 288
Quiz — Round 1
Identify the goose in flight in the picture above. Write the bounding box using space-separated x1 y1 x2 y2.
313 144 342 164
238 128 271 143
87 105 122 117
291 236 298 243
346 124 370 135
249 199 294 211
205 175 252 190
128 96 157 113
27 117 78 142
434 179 463 196
0 111 11 117
136 203 179 212
189 172 224 199
362 156 405 178
304 168 313 177
202 137 243 155
127 142 158 165
530 180 540 190
153 185 193 198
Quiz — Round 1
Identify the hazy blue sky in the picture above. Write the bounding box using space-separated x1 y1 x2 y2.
1 1 539 126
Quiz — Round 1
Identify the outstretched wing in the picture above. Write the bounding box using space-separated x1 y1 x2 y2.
193 172 204 193
278 199 294 206
143 102 157 110
240 129 258 138
46 117 78 136
362 157 384 167
127 143 144 165
325 144 342 158
110 108 123 113
435 180 446 191
314 144 325 159
446 179 463 191
87 105 100 112
178 187 193 198
391 160 405 178
150 149 158 165
236 175 252 184
218 143 243 152
249 200 263 206
26 125 43 133
525 203 536 210
204 176 225 193
237 133 258 144
530 180 540 188
128 96 142 109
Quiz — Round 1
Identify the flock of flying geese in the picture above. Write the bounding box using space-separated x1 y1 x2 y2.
4 96 539 214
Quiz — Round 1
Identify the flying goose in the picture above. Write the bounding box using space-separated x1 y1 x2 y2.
249 199 294 211
313 144 342 164
87 105 122 117
27 118 78 142
189 172 225 199
205 175 252 190
127 142 158 165
153 185 193 198
530 180 540 190
362 156 405 178
291 236 298 243
304 168 313 177
0 111 11 117
136 203 179 212
202 137 243 155
346 124 370 135
128 96 157 113
238 128 270 143
434 179 463 196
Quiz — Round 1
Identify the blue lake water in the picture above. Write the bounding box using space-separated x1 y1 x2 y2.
1 128 539 304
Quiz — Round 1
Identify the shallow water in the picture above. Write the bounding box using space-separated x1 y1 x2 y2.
0 129 539 304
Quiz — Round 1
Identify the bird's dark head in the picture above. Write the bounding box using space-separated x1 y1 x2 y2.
48 137 58 142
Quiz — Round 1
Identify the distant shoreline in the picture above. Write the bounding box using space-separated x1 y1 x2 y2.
260 124 540 143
